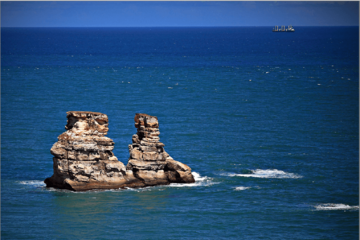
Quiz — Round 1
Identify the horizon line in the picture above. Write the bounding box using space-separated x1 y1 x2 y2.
2 26 359 28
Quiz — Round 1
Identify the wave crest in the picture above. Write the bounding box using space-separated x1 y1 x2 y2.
18 180 46 187
315 204 359 211
222 169 302 179
234 186 251 191
167 172 217 187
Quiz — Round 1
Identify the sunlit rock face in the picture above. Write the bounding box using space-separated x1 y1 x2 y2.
44 111 131 191
44 112 195 191
126 113 195 186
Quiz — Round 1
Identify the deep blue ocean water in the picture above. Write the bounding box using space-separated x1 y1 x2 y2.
1 27 359 239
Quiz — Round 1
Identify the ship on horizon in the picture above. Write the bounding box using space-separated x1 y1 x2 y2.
273 25 295 32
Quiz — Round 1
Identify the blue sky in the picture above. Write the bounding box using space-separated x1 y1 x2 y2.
1 1 359 27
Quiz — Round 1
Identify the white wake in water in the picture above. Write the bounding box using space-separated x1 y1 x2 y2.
315 204 359 211
18 180 46 187
167 172 217 187
223 169 302 179
234 186 251 191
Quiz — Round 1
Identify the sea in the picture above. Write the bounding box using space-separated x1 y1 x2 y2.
1 27 359 239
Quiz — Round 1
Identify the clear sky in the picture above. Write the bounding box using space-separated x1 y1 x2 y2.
1 1 359 27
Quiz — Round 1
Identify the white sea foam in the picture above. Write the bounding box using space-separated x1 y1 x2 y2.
18 180 46 187
167 172 217 187
234 186 251 191
315 204 359 211
223 169 302 179
92 172 217 192
107 172 216 192
19 172 215 192
122 186 154 192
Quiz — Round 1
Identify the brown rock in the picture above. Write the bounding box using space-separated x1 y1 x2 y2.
142 151 159 161
130 149 143 160
127 159 166 171
126 113 195 185
44 112 195 191
132 134 140 144
44 111 128 191
165 158 192 172
133 170 168 186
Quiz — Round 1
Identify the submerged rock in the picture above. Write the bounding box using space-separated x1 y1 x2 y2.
44 111 195 191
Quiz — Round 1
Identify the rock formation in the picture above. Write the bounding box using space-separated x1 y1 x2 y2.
127 113 195 185
44 111 195 191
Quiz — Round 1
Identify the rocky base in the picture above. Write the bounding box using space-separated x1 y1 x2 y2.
44 111 195 191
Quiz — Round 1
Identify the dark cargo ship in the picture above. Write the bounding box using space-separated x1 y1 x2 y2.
273 25 295 32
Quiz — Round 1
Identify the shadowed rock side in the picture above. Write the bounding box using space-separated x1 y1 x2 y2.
44 111 195 191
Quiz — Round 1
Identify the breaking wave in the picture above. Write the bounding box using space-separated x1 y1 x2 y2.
222 169 302 179
234 186 251 191
315 204 359 211
167 172 217 187
18 180 46 187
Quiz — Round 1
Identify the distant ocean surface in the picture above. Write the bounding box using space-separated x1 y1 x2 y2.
1 27 359 239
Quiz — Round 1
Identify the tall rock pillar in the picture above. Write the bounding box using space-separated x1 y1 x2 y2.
126 113 195 185
44 111 128 191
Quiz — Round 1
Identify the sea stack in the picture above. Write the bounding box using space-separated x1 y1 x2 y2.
44 111 195 191
126 113 195 185
44 111 129 191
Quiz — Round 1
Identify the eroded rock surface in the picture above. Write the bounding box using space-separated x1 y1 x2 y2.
44 111 195 191
127 113 195 186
